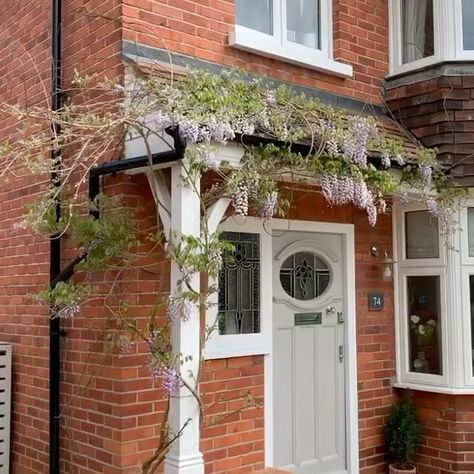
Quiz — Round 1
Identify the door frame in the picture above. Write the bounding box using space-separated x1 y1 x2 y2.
264 218 358 473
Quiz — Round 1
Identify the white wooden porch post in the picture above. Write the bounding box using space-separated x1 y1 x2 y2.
164 164 205 474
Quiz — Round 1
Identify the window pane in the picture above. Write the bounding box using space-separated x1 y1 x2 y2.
405 210 439 259
218 232 260 335
286 0 320 49
236 0 273 35
407 276 442 375
280 252 330 300
401 0 434 64
468 208 474 256
462 0 474 50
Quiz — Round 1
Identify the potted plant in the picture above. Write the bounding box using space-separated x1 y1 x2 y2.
385 394 423 473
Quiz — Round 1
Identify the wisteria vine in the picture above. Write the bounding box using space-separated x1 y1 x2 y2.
0 66 465 472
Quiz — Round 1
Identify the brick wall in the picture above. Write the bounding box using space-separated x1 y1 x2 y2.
0 1 397 473
385 72 474 184
0 0 124 472
122 0 389 104
201 357 265 474
0 1 52 472
407 390 474 474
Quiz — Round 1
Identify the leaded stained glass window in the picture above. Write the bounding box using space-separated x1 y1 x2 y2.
218 232 260 335
279 252 331 300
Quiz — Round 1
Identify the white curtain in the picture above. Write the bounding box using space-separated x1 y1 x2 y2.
403 0 429 63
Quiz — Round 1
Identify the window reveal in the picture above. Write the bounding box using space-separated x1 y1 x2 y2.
218 232 260 335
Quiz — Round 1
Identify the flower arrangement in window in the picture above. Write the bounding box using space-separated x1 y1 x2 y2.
410 314 437 347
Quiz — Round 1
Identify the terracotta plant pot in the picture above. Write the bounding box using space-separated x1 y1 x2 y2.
389 463 416 474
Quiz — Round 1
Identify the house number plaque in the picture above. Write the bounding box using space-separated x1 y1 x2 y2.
368 293 384 311
295 312 322 326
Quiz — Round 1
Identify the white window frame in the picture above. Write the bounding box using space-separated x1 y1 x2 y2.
204 217 272 359
393 204 449 388
389 0 474 75
454 0 474 57
459 204 474 386
391 202 474 394
229 0 353 78
389 0 443 76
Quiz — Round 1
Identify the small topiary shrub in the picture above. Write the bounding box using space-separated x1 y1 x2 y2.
385 393 423 469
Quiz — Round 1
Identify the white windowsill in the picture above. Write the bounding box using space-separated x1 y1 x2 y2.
229 25 353 78
204 341 271 360
393 381 474 395
388 55 474 78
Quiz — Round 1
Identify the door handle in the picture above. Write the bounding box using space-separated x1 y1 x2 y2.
337 311 344 324
326 306 336 315
339 345 344 363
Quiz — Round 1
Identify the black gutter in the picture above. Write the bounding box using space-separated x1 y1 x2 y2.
49 0 63 470
88 127 185 205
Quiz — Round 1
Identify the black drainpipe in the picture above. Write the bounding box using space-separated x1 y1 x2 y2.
48 1 182 456
49 0 62 470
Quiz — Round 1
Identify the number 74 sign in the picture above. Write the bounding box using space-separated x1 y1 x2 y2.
368 293 384 311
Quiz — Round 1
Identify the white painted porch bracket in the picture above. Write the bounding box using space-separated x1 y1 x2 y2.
164 164 204 474
205 198 232 234
145 170 172 239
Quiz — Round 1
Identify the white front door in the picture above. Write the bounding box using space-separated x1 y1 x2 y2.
272 230 347 474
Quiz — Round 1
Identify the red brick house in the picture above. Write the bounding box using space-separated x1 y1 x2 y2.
2 1 474 474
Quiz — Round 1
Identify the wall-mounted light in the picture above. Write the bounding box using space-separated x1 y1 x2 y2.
371 245 395 282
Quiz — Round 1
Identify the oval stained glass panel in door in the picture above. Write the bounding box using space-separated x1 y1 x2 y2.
279 251 331 300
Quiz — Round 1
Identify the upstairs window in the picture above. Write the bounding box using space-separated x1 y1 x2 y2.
401 0 434 64
236 0 273 35
230 0 353 77
390 0 474 74
461 0 474 50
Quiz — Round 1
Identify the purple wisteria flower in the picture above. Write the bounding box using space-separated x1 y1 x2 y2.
419 164 433 186
147 329 160 352
342 117 377 166
426 198 456 230
320 174 379 226
158 365 181 394
381 154 391 168
57 303 80 319
353 180 370 209
178 118 235 144
149 364 182 394
167 296 192 323
394 154 405 166
196 144 219 170
366 204 378 227
265 91 277 106
327 138 339 157
258 191 278 221
233 182 249 216
154 111 172 132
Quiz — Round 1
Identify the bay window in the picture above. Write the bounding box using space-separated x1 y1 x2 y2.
230 0 353 77
396 207 447 387
390 0 474 74
394 201 474 393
